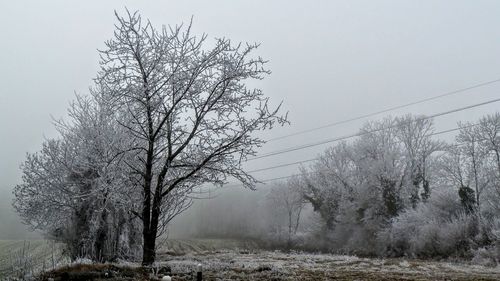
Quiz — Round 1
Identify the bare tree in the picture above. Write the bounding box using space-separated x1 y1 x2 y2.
465 114 500 215
96 11 286 265
395 115 442 206
439 145 477 214
476 113 500 178
266 177 305 245
456 122 490 217
300 141 354 230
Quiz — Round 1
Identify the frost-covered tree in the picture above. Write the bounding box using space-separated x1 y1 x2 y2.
13 95 142 261
456 122 490 216
475 113 500 209
395 115 442 206
380 113 500 260
95 11 286 265
300 141 355 230
439 145 478 214
266 177 305 245
355 118 406 219
297 115 442 255
290 113 500 258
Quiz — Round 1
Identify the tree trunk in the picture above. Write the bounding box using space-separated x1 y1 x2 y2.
142 187 161 266
142 210 160 265
94 208 108 262
141 134 155 265
142 230 156 265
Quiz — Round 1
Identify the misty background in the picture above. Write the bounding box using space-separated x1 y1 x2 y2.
2 0 500 239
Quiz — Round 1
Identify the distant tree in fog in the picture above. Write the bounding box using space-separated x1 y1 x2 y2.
297 116 442 254
439 114 500 231
475 113 500 214
266 177 305 245
395 115 443 206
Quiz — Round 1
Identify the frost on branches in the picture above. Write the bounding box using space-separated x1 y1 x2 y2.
13 10 287 265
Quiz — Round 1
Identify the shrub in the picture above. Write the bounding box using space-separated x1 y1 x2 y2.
378 188 477 258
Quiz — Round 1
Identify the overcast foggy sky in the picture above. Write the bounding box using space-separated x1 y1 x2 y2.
1 0 500 239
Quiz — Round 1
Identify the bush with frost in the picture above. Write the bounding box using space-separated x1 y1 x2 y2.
378 187 478 258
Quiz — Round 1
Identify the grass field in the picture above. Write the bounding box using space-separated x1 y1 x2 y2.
2 239 500 280
157 238 258 256
0 240 65 279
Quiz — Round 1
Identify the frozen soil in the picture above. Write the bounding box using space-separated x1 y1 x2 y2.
13 239 500 280
38 250 500 281
155 249 500 281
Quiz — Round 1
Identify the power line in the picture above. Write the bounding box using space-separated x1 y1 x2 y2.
229 124 484 189
246 158 316 173
246 124 476 174
248 97 500 161
222 174 300 189
267 78 500 142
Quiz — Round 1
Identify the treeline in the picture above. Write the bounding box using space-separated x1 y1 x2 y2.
185 113 500 264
